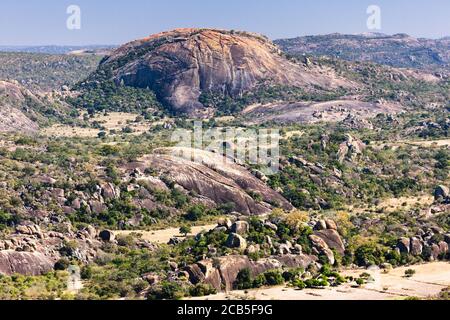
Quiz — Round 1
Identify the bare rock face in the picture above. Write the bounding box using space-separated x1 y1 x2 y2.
314 229 345 255
434 185 450 202
337 134 366 163
226 233 247 250
309 235 335 265
410 237 423 256
397 237 411 254
101 183 121 200
242 100 403 126
0 251 53 276
186 254 316 292
96 28 353 115
0 81 40 133
123 147 293 215
231 221 250 235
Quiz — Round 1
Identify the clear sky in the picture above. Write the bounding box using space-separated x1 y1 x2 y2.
1 0 449 45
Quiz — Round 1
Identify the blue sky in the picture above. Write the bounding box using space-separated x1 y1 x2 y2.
0 0 449 45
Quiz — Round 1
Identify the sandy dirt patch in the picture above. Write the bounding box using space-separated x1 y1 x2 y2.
41 112 172 137
115 224 217 244
349 195 434 214
374 139 450 150
283 130 304 139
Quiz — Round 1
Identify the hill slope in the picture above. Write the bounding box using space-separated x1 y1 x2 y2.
85 28 353 116
0 52 102 91
0 80 73 133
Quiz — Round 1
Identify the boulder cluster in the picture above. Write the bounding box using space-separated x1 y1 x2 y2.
396 231 450 261
183 217 345 292
0 221 155 276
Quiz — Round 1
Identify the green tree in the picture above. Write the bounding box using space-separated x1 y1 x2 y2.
179 225 192 237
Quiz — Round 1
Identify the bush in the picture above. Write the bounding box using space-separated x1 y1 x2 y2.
234 268 253 290
179 225 192 237
354 243 387 266
282 268 303 282
252 274 266 288
80 265 93 280
405 269 416 278
356 278 365 286
54 258 70 271
189 283 217 297
184 205 205 221
147 281 186 300
0 211 16 230
291 279 307 290
263 270 284 286
305 278 329 288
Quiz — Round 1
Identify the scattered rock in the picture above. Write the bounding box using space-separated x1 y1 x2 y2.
15 224 43 238
314 220 327 231
231 221 250 235
434 185 449 202
438 241 449 255
410 237 423 256
309 235 335 265
217 218 232 230
187 254 316 292
245 244 260 255
278 244 291 255
264 221 278 231
324 219 338 230
226 233 247 250
314 229 345 255
101 183 121 200
397 237 410 254
168 237 181 245
337 134 366 163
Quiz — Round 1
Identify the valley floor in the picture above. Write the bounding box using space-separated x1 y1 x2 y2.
116 225 217 244
189 262 450 300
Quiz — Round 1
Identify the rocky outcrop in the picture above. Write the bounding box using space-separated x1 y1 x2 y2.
94 28 353 116
242 99 403 126
186 254 316 292
101 183 121 200
226 233 247 250
434 185 450 203
123 147 293 215
309 235 335 265
341 114 374 130
0 220 105 276
231 221 250 235
314 229 345 255
395 229 450 261
0 251 53 276
397 237 411 254
0 81 40 133
308 219 345 263
410 237 423 256
337 134 366 163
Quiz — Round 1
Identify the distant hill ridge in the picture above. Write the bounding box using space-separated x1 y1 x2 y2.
275 33 450 70
0 45 116 55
